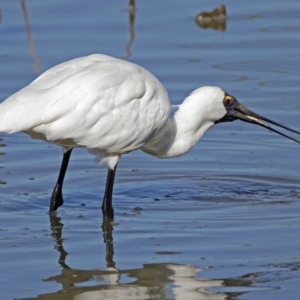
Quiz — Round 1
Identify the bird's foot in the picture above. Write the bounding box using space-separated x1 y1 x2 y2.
49 184 64 212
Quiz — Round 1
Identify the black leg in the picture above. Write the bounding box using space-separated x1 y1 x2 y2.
102 165 117 219
49 148 73 212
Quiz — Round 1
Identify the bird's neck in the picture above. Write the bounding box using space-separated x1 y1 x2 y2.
141 101 215 158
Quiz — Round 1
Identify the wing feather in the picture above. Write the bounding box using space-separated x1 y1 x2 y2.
0 54 171 153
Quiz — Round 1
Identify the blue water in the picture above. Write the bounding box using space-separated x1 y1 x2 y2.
0 0 300 299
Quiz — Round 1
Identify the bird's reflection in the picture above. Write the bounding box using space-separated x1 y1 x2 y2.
49 213 70 270
21 213 261 300
195 5 227 31
20 0 41 73
101 218 116 269
45 213 120 296
125 0 136 57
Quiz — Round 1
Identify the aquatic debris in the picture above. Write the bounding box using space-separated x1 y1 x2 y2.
195 5 227 31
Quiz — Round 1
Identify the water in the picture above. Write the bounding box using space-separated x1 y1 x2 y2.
0 0 300 299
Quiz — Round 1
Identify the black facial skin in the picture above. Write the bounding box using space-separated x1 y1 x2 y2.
216 93 300 144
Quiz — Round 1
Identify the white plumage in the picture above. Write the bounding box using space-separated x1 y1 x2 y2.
0 55 170 162
0 54 298 218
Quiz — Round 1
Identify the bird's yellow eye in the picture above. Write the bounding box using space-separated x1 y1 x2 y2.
224 95 233 106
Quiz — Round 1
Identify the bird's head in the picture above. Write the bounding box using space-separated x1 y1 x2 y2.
214 89 300 144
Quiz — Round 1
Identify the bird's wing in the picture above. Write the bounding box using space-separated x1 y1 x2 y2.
0 55 171 152
0 54 119 133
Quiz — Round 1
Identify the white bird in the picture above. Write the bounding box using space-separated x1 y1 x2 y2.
0 54 299 219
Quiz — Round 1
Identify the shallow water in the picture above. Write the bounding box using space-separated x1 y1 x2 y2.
0 0 300 299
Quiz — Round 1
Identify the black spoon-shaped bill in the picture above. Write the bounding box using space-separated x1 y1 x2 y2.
217 97 300 144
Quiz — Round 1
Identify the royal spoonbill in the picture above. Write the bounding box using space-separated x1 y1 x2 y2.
0 54 299 219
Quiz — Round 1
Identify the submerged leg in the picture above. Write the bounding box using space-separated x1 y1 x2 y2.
102 165 117 219
49 148 73 212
